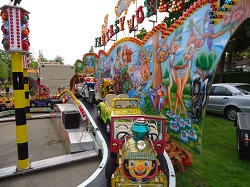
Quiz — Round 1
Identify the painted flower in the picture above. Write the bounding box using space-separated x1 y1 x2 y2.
185 100 191 109
166 110 176 119
179 119 186 129
170 120 180 133
185 118 192 129
188 130 198 141
180 130 189 143
174 116 181 123
231 9 244 23
221 12 232 27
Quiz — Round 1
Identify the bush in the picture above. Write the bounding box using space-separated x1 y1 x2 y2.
214 72 250 83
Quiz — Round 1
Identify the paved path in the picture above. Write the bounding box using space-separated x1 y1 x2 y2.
0 116 102 187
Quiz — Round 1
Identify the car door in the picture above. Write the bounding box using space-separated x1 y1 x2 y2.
207 85 233 114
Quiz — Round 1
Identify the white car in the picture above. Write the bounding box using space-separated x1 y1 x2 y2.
206 83 250 121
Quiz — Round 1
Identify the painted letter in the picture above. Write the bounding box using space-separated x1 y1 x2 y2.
109 25 115 39
135 6 144 24
119 16 125 31
144 0 156 17
127 15 136 33
114 19 120 34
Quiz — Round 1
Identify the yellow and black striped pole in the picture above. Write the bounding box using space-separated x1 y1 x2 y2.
23 67 31 119
11 52 30 169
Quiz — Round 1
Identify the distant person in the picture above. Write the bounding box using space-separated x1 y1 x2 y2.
0 81 2 95
36 78 41 86
4 80 9 92
36 78 41 94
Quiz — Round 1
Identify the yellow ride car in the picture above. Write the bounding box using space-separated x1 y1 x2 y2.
97 94 141 134
0 92 14 111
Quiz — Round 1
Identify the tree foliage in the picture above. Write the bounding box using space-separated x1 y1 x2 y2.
222 19 250 71
226 19 250 60
0 49 11 81
0 59 8 82
53 55 64 64
74 59 84 73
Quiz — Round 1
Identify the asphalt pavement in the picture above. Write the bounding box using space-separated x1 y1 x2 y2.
0 115 102 187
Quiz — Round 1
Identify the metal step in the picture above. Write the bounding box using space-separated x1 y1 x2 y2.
0 150 99 179
0 113 51 122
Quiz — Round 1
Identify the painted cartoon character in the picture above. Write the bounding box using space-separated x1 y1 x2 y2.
129 48 152 89
123 157 157 182
189 74 213 123
203 9 214 51
103 57 113 78
149 84 168 113
120 44 134 93
113 46 122 79
157 38 171 63
168 30 205 117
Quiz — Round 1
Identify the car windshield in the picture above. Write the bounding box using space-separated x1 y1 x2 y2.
113 118 163 140
115 100 139 109
235 85 250 95
1 93 12 97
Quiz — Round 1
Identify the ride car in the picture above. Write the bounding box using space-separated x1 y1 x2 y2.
97 94 141 134
79 77 97 104
106 115 168 186
99 78 115 99
0 92 14 111
30 85 53 108
206 83 250 121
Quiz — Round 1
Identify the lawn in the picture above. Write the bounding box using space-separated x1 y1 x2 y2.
175 113 250 187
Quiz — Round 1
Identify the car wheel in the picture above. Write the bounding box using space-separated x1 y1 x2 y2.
97 106 101 119
89 92 95 104
30 101 37 108
106 120 111 134
105 154 117 181
225 106 240 121
46 101 51 107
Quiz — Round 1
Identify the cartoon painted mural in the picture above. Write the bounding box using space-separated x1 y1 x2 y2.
82 53 99 77
83 0 250 154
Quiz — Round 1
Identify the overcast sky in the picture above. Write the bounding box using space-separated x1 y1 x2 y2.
1 0 167 65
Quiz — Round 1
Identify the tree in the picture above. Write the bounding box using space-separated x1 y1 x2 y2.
74 59 84 73
241 46 250 59
219 18 250 82
0 49 11 81
38 50 49 62
136 28 147 40
194 51 217 80
53 55 64 64
0 59 8 82
29 53 38 68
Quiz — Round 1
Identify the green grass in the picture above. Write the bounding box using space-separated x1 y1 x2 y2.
175 113 250 187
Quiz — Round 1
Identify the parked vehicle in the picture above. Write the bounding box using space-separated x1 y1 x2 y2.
206 83 250 121
97 94 141 134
